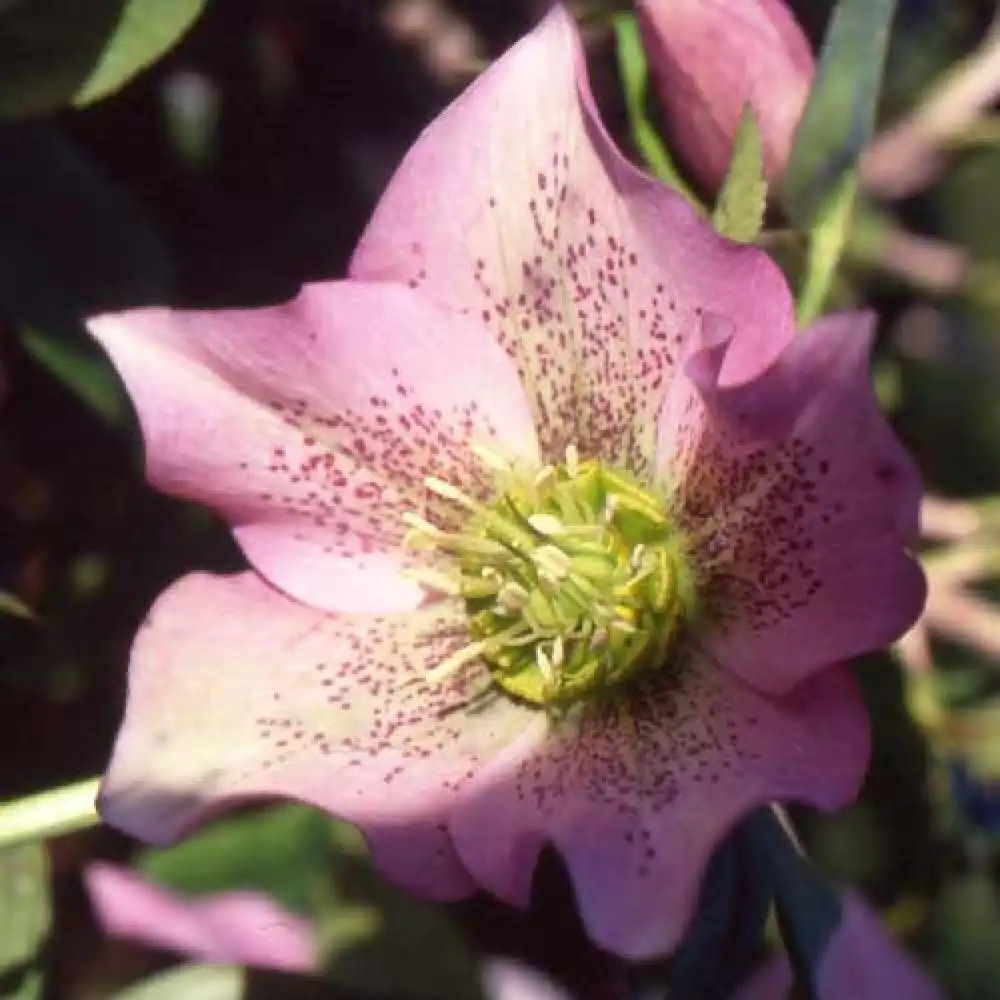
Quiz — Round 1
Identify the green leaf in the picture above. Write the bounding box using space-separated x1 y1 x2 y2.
712 106 768 243
137 805 483 1000
0 845 51 1000
666 823 773 1000
137 806 338 918
0 125 170 421
745 810 843 1000
0 126 170 330
795 169 858 326
114 965 245 1000
612 12 701 211
0 0 207 118
20 327 126 425
781 0 897 228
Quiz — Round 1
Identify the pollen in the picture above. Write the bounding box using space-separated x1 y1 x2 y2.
407 445 697 708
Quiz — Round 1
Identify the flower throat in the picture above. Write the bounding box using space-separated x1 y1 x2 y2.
404 446 696 707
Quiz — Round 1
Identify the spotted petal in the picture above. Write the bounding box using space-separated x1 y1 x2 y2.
659 311 925 693
89 283 538 614
448 654 868 959
98 571 538 900
350 4 795 478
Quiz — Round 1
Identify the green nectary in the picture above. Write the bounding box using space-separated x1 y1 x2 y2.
406 448 697 708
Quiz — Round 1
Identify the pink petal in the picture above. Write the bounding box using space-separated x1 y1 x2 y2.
660 311 925 694
350 5 795 474
637 0 814 191
84 862 316 972
89 283 537 614
483 959 574 1000
449 655 868 960
731 891 946 1000
98 571 539 901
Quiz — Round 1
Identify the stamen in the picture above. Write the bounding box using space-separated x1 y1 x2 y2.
497 581 530 611
402 511 442 537
405 452 693 707
536 646 556 683
425 476 478 509
528 513 566 536
532 544 573 580
426 640 487 684
404 566 462 595
565 443 580 477
533 465 557 490
552 634 565 667
471 443 512 473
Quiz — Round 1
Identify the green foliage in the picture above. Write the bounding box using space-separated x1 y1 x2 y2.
782 0 897 322
114 965 245 1000
796 170 859 325
612 11 701 210
931 871 1000 1000
712 106 768 244
0 0 206 118
781 0 897 228
137 806 483 1000
0 846 50 1000
745 810 844 1000
0 125 168 423
20 328 126 426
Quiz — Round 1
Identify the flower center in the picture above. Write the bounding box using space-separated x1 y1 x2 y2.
405 446 696 708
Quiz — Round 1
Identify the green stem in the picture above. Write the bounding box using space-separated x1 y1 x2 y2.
0 777 101 850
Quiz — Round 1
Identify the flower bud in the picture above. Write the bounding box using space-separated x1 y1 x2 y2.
637 0 815 192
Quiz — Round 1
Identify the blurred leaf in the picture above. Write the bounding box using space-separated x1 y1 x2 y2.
137 806 482 1000
745 810 843 1000
796 170 858 325
931 870 1000 1000
781 0 897 228
612 12 701 210
712 106 768 244
313 852 483 1000
667 820 773 1000
0 845 50 1000
137 805 337 917
20 327 126 425
0 124 170 330
0 0 206 118
115 965 245 1000
0 125 169 421
943 698 1000 781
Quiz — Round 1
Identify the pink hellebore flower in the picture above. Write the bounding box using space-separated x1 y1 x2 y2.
89 6 923 960
637 0 815 191
731 892 946 1000
85 862 316 973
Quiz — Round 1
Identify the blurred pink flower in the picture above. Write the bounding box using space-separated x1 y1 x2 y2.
89 5 922 960
86 865 575 999
637 0 815 191
85 862 315 972
731 892 945 1000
